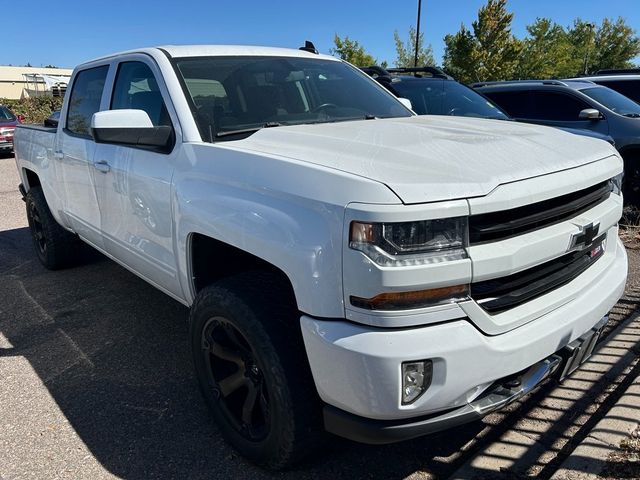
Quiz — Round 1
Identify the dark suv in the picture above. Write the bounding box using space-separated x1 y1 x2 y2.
362 66 509 119
574 69 640 105
0 105 21 154
473 79 640 202
364 66 614 146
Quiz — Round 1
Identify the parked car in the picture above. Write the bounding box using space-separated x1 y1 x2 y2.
362 66 509 119
14 44 626 469
364 66 615 145
473 79 640 202
576 69 640 105
0 105 22 154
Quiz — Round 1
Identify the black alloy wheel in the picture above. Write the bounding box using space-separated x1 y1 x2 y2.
25 186 80 270
201 316 270 441
28 200 47 257
189 272 323 469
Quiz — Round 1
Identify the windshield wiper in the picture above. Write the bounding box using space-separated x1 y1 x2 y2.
215 122 281 138
623 113 640 118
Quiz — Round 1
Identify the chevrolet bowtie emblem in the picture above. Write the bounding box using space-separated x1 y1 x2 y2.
568 222 599 252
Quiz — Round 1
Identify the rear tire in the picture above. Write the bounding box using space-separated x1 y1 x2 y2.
189 272 322 469
25 187 81 270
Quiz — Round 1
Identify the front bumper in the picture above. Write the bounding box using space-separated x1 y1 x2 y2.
300 237 627 424
323 315 608 444
324 354 562 444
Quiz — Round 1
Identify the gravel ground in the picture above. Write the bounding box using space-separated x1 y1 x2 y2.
1 152 639 480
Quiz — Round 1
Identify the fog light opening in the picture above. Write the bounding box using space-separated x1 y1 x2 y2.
402 360 433 405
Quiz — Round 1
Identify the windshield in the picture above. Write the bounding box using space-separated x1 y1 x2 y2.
390 79 509 119
175 56 412 141
0 106 16 121
580 86 640 117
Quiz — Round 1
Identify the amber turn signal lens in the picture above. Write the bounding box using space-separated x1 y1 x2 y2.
350 284 469 310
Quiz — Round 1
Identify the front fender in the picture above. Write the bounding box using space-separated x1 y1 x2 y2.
172 144 399 317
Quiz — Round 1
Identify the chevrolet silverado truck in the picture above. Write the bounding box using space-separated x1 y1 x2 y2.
13 44 627 469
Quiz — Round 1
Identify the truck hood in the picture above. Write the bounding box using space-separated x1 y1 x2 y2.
227 116 615 204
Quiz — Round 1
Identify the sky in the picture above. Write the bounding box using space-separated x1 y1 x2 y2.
5 0 640 69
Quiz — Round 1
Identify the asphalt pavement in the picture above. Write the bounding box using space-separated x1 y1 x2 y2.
0 152 638 480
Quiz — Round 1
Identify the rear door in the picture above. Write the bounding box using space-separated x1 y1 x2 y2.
57 64 110 248
92 56 181 297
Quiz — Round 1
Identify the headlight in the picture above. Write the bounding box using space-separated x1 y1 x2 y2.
611 172 623 196
349 217 468 266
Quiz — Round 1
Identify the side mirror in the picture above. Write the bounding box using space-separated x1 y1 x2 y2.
398 98 413 111
91 109 174 152
17 114 25 123
579 108 602 120
44 116 58 128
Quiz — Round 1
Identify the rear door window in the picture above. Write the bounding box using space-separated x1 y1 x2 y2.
482 90 532 118
66 65 109 137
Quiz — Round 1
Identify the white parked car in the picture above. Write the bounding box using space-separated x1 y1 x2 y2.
13 43 627 469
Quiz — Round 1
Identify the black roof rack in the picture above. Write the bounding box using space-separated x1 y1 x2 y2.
472 79 575 88
361 66 391 77
595 68 640 75
361 65 452 81
299 40 319 55
386 66 451 79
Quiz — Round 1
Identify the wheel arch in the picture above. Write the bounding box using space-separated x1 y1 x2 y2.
187 232 297 307
22 167 41 191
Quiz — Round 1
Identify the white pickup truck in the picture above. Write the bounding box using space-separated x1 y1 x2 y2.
14 44 627 469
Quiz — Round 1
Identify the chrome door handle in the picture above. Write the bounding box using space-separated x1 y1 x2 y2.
93 160 111 173
53 150 64 160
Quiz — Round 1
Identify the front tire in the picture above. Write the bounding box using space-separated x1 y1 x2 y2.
189 272 322 469
25 187 81 270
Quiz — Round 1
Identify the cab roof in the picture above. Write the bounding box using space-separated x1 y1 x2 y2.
80 44 339 67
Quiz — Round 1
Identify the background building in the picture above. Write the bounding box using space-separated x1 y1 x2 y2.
0 66 73 99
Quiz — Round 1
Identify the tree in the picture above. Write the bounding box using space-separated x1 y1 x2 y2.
393 26 435 67
443 0 521 83
518 18 574 79
443 25 478 82
590 17 640 73
471 0 521 81
330 35 376 66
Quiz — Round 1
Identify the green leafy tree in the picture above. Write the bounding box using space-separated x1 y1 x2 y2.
518 18 574 78
567 20 599 75
471 0 522 81
443 25 478 82
393 26 435 67
443 0 521 83
564 18 640 75
330 35 376 66
590 17 640 72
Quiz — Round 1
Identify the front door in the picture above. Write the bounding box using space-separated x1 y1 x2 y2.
524 90 610 136
92 59 180 297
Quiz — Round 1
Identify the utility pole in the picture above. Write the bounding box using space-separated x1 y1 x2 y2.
583 22 596 75
414 0 422 68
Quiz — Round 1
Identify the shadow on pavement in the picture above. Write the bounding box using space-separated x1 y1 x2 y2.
0 226 484 479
